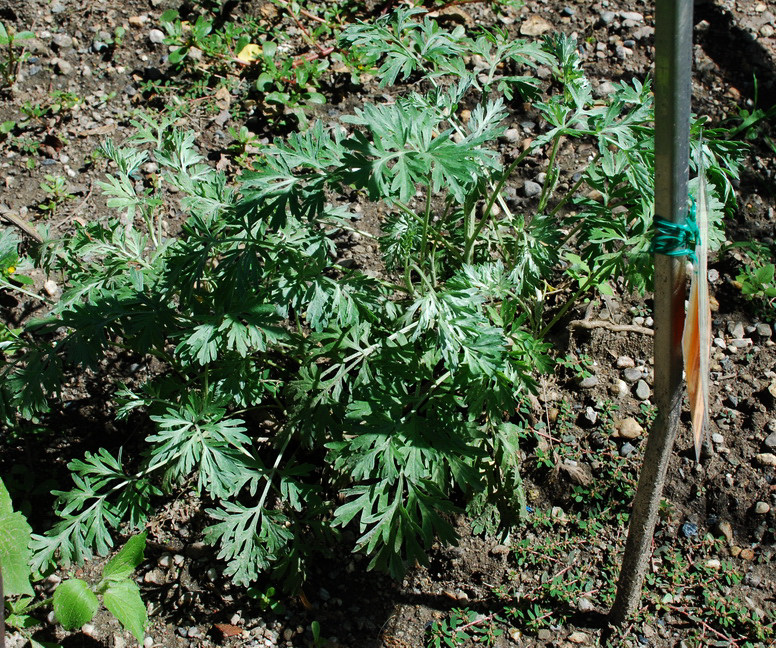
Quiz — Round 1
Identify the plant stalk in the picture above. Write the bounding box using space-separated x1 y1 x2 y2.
610 0 693 625
463 148 532 264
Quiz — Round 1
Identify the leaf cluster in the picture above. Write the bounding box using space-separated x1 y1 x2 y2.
1 10 746 595
0 478 147 647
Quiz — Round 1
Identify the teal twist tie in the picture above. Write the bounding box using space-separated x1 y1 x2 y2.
652 198 699 263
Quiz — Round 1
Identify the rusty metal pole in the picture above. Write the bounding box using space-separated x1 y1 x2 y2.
609 0 693 624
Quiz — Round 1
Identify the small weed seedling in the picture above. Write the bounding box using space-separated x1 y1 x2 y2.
0 21 34 90
38 175 74 216
729 241 776 319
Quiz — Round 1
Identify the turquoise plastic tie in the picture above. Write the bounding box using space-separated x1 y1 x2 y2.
652 198 699 263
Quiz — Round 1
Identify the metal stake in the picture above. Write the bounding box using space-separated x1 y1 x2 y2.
609 0 693 624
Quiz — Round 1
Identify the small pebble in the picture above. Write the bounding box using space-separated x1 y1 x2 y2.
523 180 542 197
740 548 755 560
715 520 734 543
43 279 60 297
754 501 770 514
600 10 616 25
53 58 73 75
577 597 594 612
764 431 776 449
705 558 721 569
620 11 644 22
635 379 651 400
502 127 521 144
620 442 636 457
143 569 165 585
158 553 172 568
52 33 74 49
756 323 773 338
595 80 617 98
756 452 776 466
82 624 96 637
568 631 589 644
173 553 185 565
623 367 643 383
712 433 724 445
681 522 698 537
579 375 599 389
144 638 154 648
616 356 635 369
616 417 643 440
728 321 745 338
583 406 598 425
148 28 166 44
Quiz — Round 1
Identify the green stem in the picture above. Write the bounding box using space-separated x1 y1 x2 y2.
393 199 461 261
537 135 562 213
463 148 533 264
404 369 452 420
319 322 419 383
0 278 50 304
419 184 433 269
548 152 601 218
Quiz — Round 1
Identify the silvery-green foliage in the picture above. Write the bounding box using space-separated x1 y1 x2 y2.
2 11 743 590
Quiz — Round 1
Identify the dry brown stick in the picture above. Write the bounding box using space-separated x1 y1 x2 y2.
569 318 654 337
70 182 94 217
667 605 739 647
0 212 43 243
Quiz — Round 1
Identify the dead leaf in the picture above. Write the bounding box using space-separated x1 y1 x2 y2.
558 460 593 486
237 43 262 63
214 85 232 110
213 623 243 637
520 15 553 36
215 154 231 171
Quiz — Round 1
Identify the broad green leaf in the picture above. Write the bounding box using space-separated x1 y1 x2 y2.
103 578 147 642
53 579 98 630
0 478 34 596
168 46 188 64
236 43 262 63
262 40 277 59
159 9 179 22
101 532 146 582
